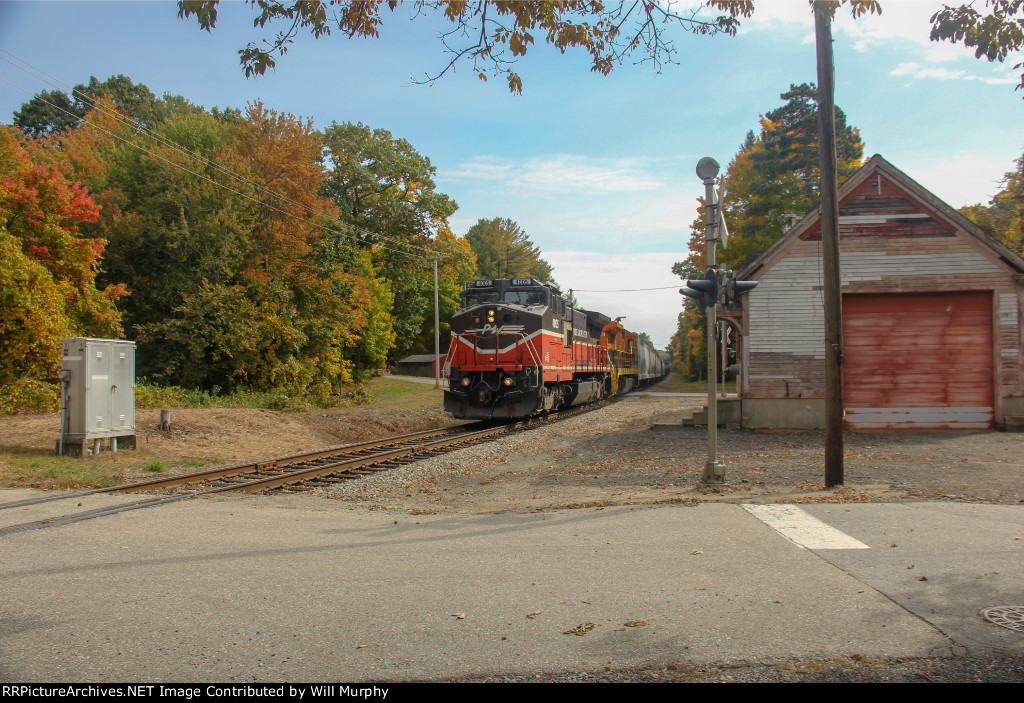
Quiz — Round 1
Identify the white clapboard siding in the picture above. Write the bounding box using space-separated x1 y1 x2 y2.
749 250 1005 359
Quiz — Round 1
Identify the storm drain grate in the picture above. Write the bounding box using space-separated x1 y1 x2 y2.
981 606 1024 633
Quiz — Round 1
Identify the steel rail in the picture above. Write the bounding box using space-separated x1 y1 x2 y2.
0 426 510 536
0 426 466 510
0 399 613 537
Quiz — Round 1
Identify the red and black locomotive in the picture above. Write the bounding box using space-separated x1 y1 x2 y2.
444 278 666 420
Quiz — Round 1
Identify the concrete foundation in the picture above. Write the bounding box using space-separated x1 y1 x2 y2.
677 396 1023 431
679 398 823 430
741 398 825 430
1002 396 1024 432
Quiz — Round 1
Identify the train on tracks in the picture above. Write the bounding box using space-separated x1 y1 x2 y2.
444 277 668 420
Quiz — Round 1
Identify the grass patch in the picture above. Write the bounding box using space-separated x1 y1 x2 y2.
364 376 445 410
0 454 125 490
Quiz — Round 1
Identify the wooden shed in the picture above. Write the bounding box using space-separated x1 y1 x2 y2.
727 155 1024 430
392 354 447 378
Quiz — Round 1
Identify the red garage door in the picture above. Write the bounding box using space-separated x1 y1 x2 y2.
843 292 994 429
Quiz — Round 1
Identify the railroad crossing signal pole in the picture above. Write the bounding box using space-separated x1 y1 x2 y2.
696 157 725 484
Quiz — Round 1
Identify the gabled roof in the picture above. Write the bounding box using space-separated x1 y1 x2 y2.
738 154 1024 280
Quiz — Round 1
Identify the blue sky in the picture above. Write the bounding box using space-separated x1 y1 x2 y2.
1 0 1021 348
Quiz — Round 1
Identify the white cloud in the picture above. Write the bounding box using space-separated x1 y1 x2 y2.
510 155 665 194
741 0 1022 85
441 154 665 196
440 154 693 256
905 152 1016 208
890 61 1018 85
440 157 512 181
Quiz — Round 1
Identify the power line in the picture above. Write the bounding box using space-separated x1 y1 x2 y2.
573 285 681 292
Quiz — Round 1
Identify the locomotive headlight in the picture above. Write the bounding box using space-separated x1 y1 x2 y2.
460 377 471 387
487 309 495 323
502 376 513 386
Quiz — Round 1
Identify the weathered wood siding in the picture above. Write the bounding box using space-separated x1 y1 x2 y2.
743 165 1022 426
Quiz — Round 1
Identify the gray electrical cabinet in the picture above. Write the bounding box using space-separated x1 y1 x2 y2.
57 337 137 457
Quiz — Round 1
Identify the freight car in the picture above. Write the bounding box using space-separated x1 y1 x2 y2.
444 278 667 420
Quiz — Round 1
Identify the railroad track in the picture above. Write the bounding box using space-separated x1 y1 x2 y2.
0 402 607 536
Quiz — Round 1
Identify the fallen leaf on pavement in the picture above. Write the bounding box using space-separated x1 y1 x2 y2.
564 623 596 636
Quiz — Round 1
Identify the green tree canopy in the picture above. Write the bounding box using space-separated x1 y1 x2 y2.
465 217 555 283
321 121 460 360
12 74 186 137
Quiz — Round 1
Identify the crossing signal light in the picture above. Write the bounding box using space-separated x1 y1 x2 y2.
680 269 719 314
722 271 759 306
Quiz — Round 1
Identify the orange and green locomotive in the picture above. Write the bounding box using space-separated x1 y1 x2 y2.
444 278 666 420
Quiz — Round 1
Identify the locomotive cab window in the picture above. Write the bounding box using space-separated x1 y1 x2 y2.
503 289 548 306
462 291 499 308
552 295 566 317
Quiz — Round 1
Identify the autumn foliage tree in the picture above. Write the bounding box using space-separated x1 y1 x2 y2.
961 149 1024 255
671 83 864 379
719 83 864 273
0 125 125 385
321 121 460 361
930 0 1024 98
5 73 485 404
177 0 755 93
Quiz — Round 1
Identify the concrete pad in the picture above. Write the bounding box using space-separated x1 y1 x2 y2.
799 503 1024 656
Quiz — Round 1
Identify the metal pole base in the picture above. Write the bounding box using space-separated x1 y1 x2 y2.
701 459 726 484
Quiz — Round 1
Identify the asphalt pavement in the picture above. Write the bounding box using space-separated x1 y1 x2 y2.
1 489 1021 682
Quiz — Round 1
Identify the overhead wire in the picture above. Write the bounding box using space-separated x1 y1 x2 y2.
573 285 681 292
0 48 456 264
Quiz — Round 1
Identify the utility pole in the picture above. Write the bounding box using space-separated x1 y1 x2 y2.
696 156 725 484
814 2 845 486
433 256 441 390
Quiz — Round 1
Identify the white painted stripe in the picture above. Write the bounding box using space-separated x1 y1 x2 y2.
742 504 869 550
455 330 602 356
